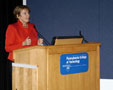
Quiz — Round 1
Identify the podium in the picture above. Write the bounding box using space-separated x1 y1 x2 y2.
12 43 100 90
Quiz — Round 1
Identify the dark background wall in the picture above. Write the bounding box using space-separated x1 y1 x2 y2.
27 0 113 79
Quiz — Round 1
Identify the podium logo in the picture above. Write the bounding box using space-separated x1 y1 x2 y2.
60 52 89 75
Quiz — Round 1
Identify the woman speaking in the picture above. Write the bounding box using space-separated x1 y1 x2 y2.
5 5 43 90
5 5 43 61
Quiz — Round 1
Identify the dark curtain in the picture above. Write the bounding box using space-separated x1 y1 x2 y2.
0 0 22 90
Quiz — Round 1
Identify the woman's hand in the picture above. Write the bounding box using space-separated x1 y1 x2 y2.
38 38 43 45
22 36 31 46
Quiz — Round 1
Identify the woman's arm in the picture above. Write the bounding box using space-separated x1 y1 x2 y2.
5 25 24 52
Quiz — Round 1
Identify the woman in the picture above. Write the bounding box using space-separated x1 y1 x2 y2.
5 5 43 90
5 5 43 61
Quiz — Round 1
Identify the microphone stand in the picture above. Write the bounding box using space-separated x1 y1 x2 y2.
79 31 88 43
37 31 51 45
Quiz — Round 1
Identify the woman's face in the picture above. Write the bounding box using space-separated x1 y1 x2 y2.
17 9 30 23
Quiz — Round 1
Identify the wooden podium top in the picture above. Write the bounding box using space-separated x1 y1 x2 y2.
13 42 100 52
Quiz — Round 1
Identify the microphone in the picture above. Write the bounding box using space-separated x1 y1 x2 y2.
79 31 82 36
79 30 88 43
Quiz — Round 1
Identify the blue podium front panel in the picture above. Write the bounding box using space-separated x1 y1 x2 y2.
60 52 89 75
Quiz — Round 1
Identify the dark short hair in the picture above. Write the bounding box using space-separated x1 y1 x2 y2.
13 5 30 19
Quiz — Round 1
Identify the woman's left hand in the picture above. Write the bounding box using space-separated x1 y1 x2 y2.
38 38 43 45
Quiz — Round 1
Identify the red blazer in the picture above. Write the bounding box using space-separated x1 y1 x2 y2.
5 20 38 61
